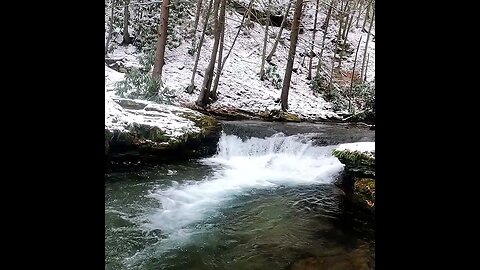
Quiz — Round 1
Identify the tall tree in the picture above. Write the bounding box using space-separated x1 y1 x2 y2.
196 0 222 107
280 0 304 111
349 36 362 112
360 7 374 82
259 0 272 80
362 0 372 31
316 0 334 77
105 0 115 55
152 0 170 80
328 19 339 92
341 1 353 40
328 5 340 92
355 0 364 28
343 2 355 41
364 53 369 82
219 0 255 74
266 2 291 62
193 0 204 35
188 0 214 93
336 2 344 69
122 0 132 45
211 0 227 101
307 0 321 80
342 2 355 60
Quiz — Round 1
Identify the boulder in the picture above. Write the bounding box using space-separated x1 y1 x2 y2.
333 142 375 212
105 97 221 165
333 142 375 178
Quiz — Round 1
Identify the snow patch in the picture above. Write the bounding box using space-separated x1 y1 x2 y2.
105 95 202 139
105 65 124 92
336 142 375 153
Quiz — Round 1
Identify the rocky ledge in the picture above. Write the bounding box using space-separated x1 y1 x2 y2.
333 142 375 211
105 96 221 166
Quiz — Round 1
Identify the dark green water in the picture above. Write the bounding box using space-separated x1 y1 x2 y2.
105 133 375 270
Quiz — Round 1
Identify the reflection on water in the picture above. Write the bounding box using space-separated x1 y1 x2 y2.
105 133 374 269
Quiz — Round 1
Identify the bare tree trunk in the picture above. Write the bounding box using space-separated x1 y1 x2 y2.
196 0 222 107
219 0 254 70
210 0 227 101
364 53 369 82
328 31 339 91
188 0 214 93
316 0 334 77
360 8 374 82
259 0 272 80
105 0 115 55
152 0 170 80
122 0 132 45
336 5 344 70
341 1 351 40
266 2 291 62
355 0 363 28
342 6 355 57
321 0 333 29
362 0 372 31
328 5 340 93
349 36 362 112
193 0 204 34
280 0 304 111
307 0 320 80
344 2 355 40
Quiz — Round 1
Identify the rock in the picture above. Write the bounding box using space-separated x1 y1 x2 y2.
353 178 375 211
332 144 375 178
105 97 221 166
259 109 301 122
280 111 301 122
333 142 375 213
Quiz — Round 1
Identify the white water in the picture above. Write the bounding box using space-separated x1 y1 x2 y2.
146 133 344 235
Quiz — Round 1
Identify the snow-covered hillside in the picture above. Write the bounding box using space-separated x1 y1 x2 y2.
105 0 375 121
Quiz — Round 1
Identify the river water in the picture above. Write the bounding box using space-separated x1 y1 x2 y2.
105 121 375 269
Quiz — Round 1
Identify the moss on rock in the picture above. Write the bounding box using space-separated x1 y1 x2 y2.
333 146 375 214
353 178 375 210
280 111 301 122
180 111 220 136
105 98 221 165
333 149 375 177
259 109 301 122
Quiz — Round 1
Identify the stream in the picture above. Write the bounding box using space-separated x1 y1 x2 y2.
105 121 375 269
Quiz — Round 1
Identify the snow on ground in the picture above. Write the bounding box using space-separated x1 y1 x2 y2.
105 1 375 121
336 142 375 154
238 0 290 14
105 65 124 93
105 65 201 139
162 8 335 120
107 44 143 69
105 95 202 139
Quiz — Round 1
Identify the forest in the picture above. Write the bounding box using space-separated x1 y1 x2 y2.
105 0 375 122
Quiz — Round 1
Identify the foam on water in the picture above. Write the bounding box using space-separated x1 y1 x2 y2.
146 133 344 234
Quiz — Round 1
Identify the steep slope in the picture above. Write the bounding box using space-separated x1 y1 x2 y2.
105 0 375 121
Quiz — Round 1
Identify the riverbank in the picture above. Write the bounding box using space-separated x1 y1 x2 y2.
333 142 376 212
105 95 221 167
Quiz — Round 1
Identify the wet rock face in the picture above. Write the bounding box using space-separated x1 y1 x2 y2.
332 144 375 213
354 178 375 210
105 98 221 166
332 149 375 178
